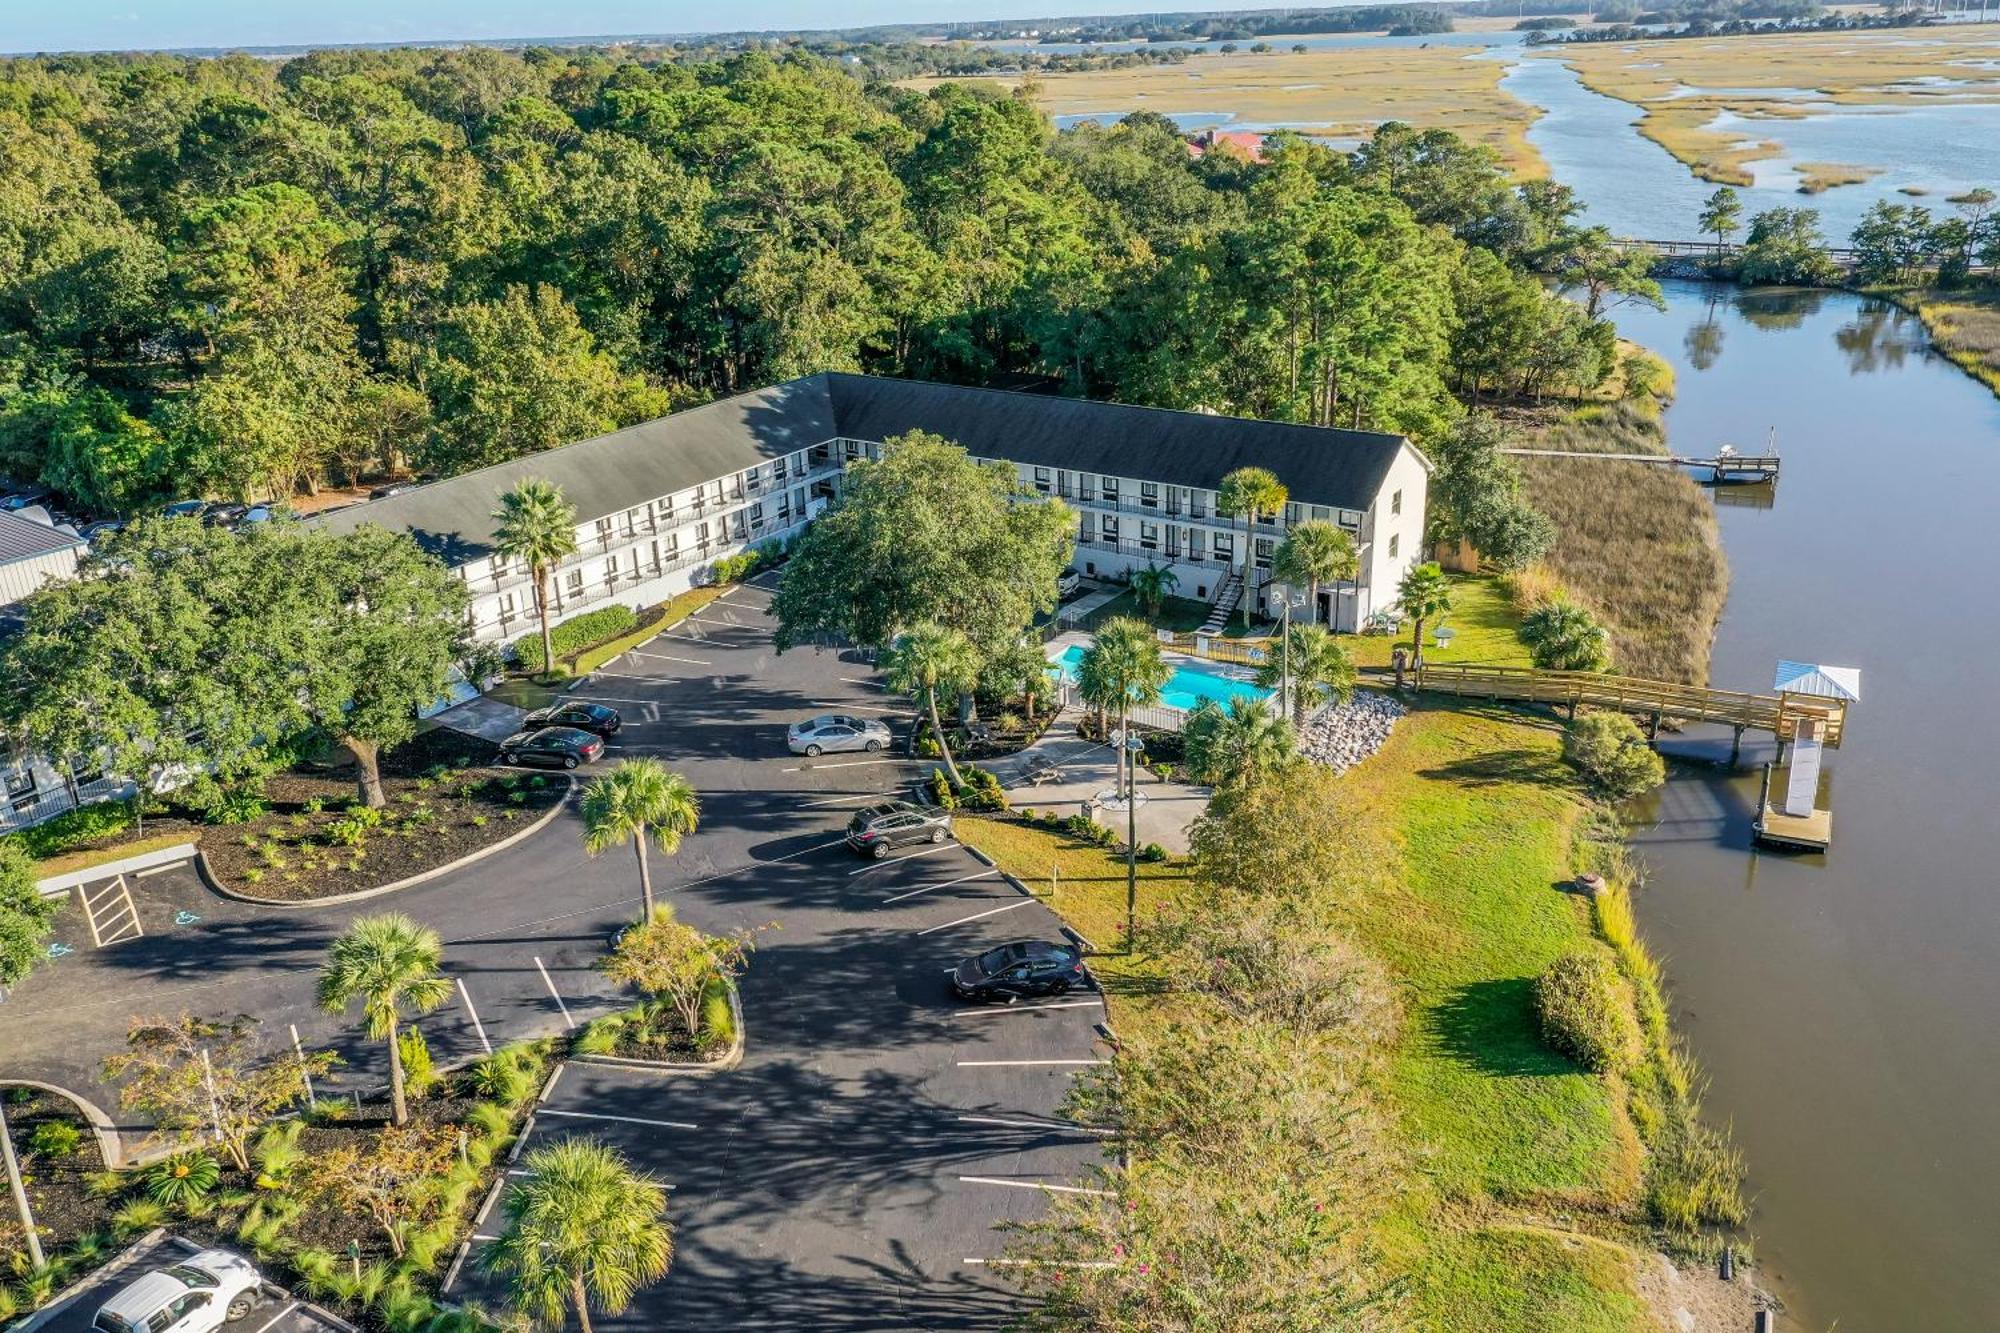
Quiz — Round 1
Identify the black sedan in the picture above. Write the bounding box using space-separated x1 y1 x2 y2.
845 801 952 858
951 940 1087 1002
524 702 622 738
497 726 605 770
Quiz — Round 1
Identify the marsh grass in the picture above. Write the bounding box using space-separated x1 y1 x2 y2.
1516 402 1728 683
1794 161 1882 193
1898 284 2000 397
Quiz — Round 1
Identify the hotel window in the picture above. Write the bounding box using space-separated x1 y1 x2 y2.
1033 466 1051 495
1285 502 1302 525
595 517 614 545
1101 477 1120 503
605 553 620 582
1080 514 1096 542
664 532 679 560
1389 534 1400 558
1255 538 1274 568
1078 473 1096 500
1391 490 1403 516
489 555 507 582
659 495 674 521
1213 533 1232 561
1339 509 1363 529
566 569 584 596
650 540 663 574
1102 515 1120 542
1140 482 1158 509
1311 505 1331 522
844 440 863 460
1189 491 1207 518
1140 522 1159 551
749 502 765 530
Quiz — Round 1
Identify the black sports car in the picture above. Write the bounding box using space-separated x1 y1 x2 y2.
496 726 605 770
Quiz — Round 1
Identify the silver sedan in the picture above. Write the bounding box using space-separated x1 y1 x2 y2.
787 714 893 756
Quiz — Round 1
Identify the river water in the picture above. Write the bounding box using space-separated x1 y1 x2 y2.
1606 283 2000 1332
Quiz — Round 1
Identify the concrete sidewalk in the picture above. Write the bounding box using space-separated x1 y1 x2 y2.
983 712 1209 854
430 691 530 741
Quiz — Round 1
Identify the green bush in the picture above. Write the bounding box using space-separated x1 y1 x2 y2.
398 1027 437 1100
26 1120 83 1158
1137 842 1169 863
1533 953 1641 1074
469 1044 542 1109
927 769 957 810
141 1151 220 1207
1522 598 1612 673
0 841 61 986
710 539 784 586
700 978 735 1049
1563 712 1666 798
1 801 135 858
207 788 269 825
512 603 640 674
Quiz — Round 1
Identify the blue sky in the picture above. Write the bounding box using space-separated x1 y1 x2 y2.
3 0 1341 54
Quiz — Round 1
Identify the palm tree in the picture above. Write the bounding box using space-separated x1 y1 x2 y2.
493 478 579 678
1396 562 1454 670
486 1138 673 1333
1129 563 1179 617
1185 696 1295 788
316 913 453 1127
1522 598 1612 673
1255 623 1357 727
581 759 701 922
1076 617 1171 798
883 623 980 787
987 639 1053 724
1271 520 1359 628
1216 467 1288 630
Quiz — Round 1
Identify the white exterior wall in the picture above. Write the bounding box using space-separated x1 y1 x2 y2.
0 546 82 608
1360 447 1431 627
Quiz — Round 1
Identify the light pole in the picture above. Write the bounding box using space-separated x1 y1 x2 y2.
1277 589 1308 721
1124 733 1144 949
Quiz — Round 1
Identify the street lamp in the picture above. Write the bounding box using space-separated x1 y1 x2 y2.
1124 733 1145 949
1277 588 1308 720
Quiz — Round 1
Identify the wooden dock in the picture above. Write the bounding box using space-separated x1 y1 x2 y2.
1414 662 1848 747
1501 448 1780 483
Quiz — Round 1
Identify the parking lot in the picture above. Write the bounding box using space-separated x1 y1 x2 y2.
4 582 1115 1327
24 1234 352 1333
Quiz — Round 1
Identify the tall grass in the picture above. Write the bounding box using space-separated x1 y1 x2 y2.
1516 403 1729 684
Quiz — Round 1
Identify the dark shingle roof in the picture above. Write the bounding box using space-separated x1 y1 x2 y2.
826 373 1411 511
309 378 839 563
0 510 86 565
310 373 1414 560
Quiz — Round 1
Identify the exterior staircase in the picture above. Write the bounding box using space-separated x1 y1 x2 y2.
1198 574 1242 636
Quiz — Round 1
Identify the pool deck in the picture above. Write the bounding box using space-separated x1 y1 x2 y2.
1045 631 1272 705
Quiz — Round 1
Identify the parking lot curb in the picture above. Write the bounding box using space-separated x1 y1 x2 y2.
202 777 576 909
569 980 746 1074
966 847 996 867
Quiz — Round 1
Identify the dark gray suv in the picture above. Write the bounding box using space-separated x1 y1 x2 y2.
845 801 953 858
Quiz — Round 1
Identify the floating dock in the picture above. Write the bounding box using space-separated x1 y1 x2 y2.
1500 448 1780 484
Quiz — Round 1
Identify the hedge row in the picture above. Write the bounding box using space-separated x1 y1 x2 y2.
512 604 639 675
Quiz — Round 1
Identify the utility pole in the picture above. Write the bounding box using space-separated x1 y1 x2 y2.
0 1097 44 1269
1124 734 1142 949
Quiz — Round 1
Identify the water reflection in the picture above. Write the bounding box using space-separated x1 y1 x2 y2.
1729 287 1825 332
1684 295 1726 370
1834 301 1925 375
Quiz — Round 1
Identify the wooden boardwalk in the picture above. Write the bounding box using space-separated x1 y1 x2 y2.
1415 662 1848 747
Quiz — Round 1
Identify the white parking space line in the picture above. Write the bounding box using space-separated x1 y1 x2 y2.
917 898 1034 933
955 998 1103 1016
806 700 904 713
782 756 907 773
82 874 143 947
591 670 674 683
957 1115 1114 1134
532 957 575 1029
627 650 711 666
958 1176 1116 1197
881 869 996 904
957 1058 1107 1067
850 843 956 875
250 1303 301 1333
839 677 888 689
567 696 662 707
538 1108 699 1131
799 790 900 808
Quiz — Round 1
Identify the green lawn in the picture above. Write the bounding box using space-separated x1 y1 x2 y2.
1347 573 1531 670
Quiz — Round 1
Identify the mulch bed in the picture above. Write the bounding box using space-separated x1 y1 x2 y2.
43 730 568 904
2 1088 113 1262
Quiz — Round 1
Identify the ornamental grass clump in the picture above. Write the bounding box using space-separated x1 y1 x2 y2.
1533 952 1642 1075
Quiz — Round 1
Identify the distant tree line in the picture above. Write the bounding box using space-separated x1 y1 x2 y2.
1691 185 2000 286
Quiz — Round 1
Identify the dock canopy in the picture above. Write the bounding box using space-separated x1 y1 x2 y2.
1774 661 1862 702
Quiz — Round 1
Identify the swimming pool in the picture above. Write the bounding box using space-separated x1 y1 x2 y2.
1051 643 1274 714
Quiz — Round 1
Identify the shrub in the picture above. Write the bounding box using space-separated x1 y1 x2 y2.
1 841 61 986
253 1121 305 1186
1533 953 1642 1074
469 1045 542 1109
111 1198 168 1238
700 978 736 1050
960 766 1008 813
324 817 368 848
512 603 640 674
1564 712 1666 798
1522 598 1612 673
465 1101 513 1141
141 1151 220 1207
398 1027 438 1100
1137 842 1169 864
928 769 957 810
0 801 134 858
208 789 269 825
26 1120 82 1159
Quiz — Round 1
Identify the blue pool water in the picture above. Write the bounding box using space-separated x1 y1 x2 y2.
1051 643 1273 713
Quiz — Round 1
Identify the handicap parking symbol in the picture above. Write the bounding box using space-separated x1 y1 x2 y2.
174 909 202 927
47 941 73 958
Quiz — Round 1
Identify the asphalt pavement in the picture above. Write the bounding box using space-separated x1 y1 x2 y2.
1 581 1111 1329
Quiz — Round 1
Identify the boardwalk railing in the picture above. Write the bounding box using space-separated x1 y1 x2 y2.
1415 662 1848 747
1606 236 1994 275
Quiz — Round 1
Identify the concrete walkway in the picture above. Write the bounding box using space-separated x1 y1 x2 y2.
982 711 1210 854
430 692 530 741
